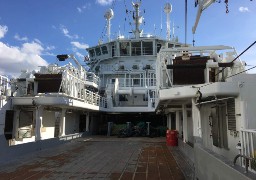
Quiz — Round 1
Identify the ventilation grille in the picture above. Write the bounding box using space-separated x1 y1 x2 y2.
227 98 236 131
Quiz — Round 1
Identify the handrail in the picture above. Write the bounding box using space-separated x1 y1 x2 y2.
58 70 107 108
233 154 254 173
111 77 156 87
240 129 256 173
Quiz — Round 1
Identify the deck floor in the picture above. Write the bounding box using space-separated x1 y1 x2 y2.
0 137 186 180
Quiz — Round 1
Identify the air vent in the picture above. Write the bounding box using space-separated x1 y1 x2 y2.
227 98 236 131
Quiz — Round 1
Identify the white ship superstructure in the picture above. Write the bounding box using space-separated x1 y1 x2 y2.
87 2 177 112
0 75 9 109
156 42 256 179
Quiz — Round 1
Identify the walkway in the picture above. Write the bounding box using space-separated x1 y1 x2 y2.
0 137 185 180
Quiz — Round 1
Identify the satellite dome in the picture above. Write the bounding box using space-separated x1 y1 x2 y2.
104 8 114 20
164 3 172 14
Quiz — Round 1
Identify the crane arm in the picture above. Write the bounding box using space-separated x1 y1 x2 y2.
57 54 84 72
192 0 215 34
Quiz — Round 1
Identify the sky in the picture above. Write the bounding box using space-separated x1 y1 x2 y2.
0 0 255 77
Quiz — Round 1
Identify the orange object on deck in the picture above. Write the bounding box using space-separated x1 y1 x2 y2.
166 130 178 146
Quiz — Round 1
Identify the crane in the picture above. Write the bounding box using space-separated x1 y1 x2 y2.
192 0 216 35
56 54 85 72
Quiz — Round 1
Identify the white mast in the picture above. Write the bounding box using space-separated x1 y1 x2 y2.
164 3 172 41
132 1 143 39
104 9 114 42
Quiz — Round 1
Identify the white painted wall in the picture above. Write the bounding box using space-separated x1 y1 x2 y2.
199 103 240 161
239 84 256 129
0 101 11 135
200 105 211 149
14 136 35 145
41 111 55 139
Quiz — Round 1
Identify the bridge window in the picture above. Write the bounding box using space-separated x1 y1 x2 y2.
95 47 101 56
120 42 130 56
142 41 153 55
89 49 95 57
101 46 108 55
168 43 174 48
131 42 141 56
112 45 115 57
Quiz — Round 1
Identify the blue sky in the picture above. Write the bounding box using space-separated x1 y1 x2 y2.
0 0 255 76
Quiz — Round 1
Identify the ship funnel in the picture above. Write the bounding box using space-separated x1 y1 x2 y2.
164 3 172 41
104 8 114 42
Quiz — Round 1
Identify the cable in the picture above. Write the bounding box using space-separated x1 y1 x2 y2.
195 65 256 90
185 0 188 46
226 65 256 79
124 0 133 31
215 40 256 77
193 41 256 89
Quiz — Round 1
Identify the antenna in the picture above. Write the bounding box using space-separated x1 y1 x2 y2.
172 21 179 41
160 6 163 37
104 8 114 42
132 1 143 39
164 3 172 41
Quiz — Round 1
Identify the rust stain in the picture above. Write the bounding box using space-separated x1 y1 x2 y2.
0 144 85 180
0 142 185 180
110 143 185 180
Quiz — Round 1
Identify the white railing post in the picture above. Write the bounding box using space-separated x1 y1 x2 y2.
240 129 256 172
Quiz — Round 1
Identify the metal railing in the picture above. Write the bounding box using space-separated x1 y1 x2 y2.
86 72 99 85
100 64 113 72
111 78 156 87
236 129 256 172
0 75 9 95
59 70 107 108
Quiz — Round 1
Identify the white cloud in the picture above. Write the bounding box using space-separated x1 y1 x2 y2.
239 7 249 13
0 41 48 76
77 3 91 13
14 34 28 41
71 41 89 49
21 42 44 55
0 25 8 39
34 38 42 44
77 7 82 13
96 0 114 6
60 25 79 39
46 45 55 51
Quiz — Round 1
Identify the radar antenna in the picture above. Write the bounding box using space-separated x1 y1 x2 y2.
132 1 143 39
164 3 172 41
104 9 114 42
